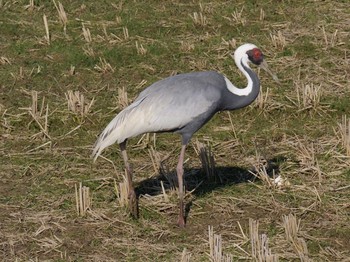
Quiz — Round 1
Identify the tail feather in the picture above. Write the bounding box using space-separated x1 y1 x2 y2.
91 112 126 161
91 99 144 161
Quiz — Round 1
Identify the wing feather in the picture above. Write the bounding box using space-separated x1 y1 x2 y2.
92 71 224 160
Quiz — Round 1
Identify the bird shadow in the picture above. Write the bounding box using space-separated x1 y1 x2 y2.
135 156 286 220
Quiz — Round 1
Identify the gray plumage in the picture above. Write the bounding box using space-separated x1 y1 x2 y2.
91 43 272 226
92 65 259 160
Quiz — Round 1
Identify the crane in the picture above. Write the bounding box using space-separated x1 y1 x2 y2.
92 43 278 227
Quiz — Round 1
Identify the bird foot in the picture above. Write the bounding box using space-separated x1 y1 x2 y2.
128 191 139 219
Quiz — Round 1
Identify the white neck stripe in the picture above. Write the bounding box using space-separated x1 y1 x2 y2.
224 58 253 96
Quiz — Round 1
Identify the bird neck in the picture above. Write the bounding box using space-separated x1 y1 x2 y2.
225 58 259 96
221 58 260 110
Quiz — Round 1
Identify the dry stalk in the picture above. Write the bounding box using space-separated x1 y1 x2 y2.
190 58 207 71
295 81 322 111
135 41 147 55
230 7 246 25
75 182 91 216
179 41 195 53
83 46 95 57
65 90 95 117
260 8 265 21
82 23 92 43
94 57 115 73
208 226 233 262
199 2 214 14
115 15 122 25
115 176 128 207
249 218 279 262
282 214 309 261
118 86 129 108
0 56 11 65
135 79 148 90
160 181 169 202
250 164 273 188
270 31 286 50
228 39 237 49
196 141 216 181
134 133 151 149
162 170 177 191
123 26 129 39
20 90 51 139
321 26 339 49
52 0 67 34
338 115 350 156
69 65 75 75
43 14 50 45
294 139 322 180
24 0 35 10
255 87 270 111
190 12 207 26
148 146 162 175
180 248 192 262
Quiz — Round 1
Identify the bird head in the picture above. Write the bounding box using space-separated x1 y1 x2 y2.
231 43 280 82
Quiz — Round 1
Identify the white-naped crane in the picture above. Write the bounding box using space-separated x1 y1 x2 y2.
92 43 278 227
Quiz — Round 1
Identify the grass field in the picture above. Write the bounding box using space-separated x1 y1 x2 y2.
1 0 350 261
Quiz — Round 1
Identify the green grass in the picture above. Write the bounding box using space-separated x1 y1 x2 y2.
1 0 350 261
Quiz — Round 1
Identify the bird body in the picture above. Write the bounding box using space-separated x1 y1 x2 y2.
92 43 275 227
93 65 259 159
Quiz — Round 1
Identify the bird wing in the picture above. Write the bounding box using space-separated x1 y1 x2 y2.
92 72 224 160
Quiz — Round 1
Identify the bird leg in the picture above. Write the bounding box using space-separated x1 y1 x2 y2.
120 141 138 218
176 144 187 227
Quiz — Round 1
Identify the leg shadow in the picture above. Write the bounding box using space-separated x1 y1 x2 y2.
135 156 286 198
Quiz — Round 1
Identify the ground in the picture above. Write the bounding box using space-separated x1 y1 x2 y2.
1 0 350 261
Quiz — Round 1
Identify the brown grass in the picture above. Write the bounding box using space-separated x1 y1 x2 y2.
339 115 350 156
53 0 67 34
249 219 278 262
43 14 50 45
190 12 208 26
82 23 92 43
65 90 95 117
282 214 309 261
75 182 92 216
1 1 350 261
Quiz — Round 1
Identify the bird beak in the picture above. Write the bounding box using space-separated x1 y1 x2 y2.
259 60 280 83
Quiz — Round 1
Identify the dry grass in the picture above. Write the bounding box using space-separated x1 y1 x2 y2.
53 0 67 34
65 90 95 117
94 57 115 73
338 115 350 156
117 86 129 109
43 14 50 45
75 182 92 216
289 81 323 112
180 248 192 262
19 90 51 140
282 214 309 261
115 175 129 207
270 31 286 50
1 0 350 261
249 219 278 262
136 41 147 55
82 23 92 43
123 26 129 40
208 226 233 262
196 141 216 181
190 12 208 26
224 7 246 26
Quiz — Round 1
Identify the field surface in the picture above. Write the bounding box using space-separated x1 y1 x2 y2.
1 0 350 261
